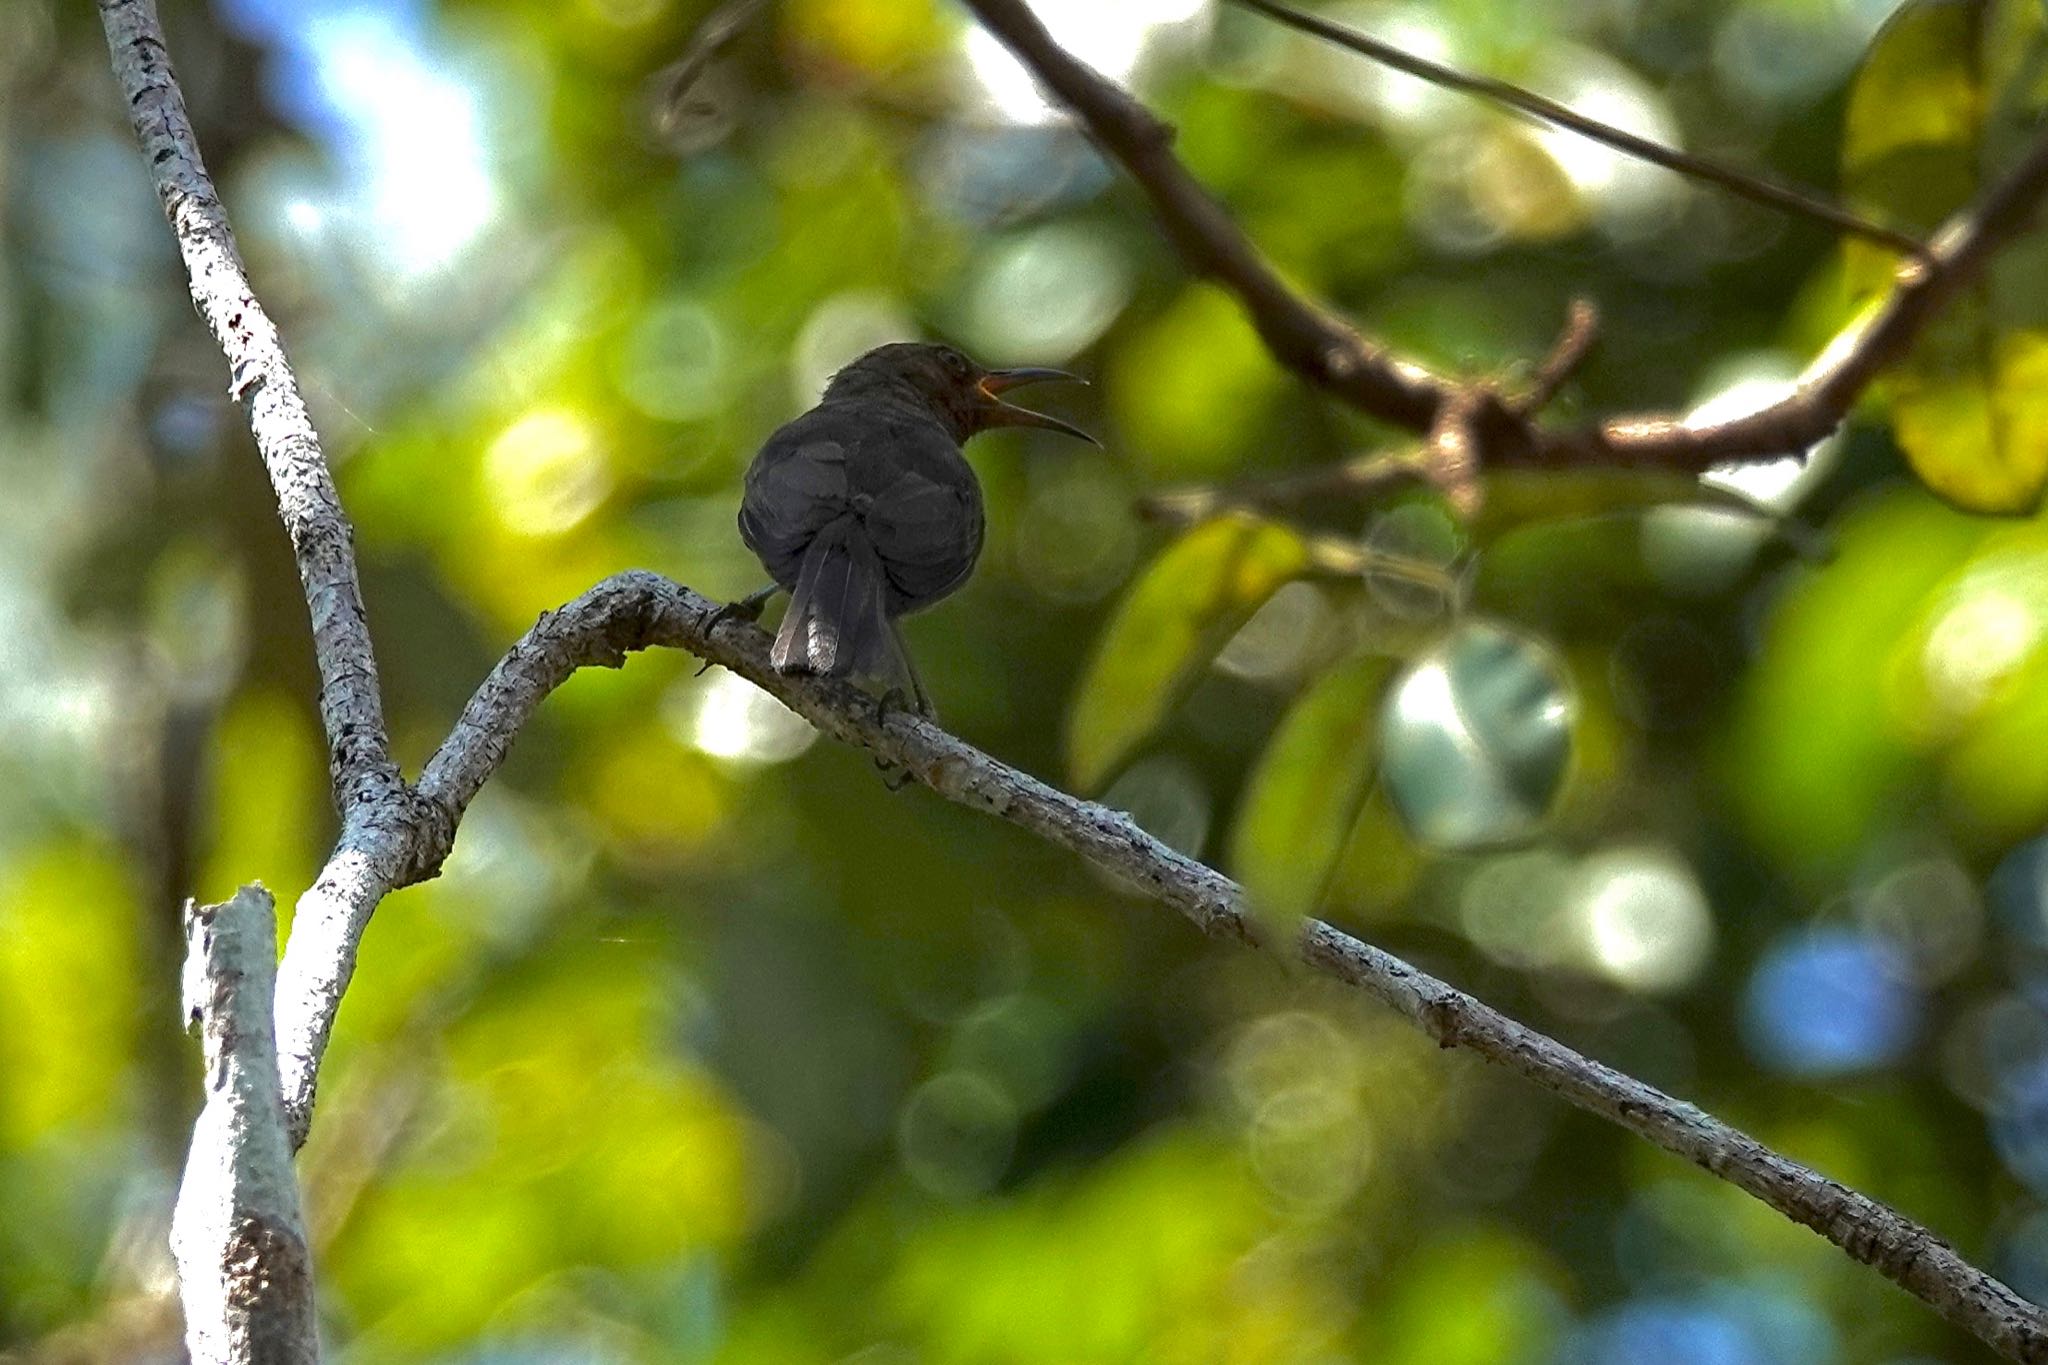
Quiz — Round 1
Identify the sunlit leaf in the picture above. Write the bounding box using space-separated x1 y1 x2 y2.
1230 653 1391 927
1843 0 2048 513
1067 515 1310 790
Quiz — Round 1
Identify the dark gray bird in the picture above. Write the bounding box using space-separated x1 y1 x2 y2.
723 342 1093 717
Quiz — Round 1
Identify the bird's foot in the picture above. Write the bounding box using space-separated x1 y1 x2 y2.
696 586 778 675
874 685 935 727
871 687 930 791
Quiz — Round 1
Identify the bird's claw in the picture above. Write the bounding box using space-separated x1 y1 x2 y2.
874 685 932 728
704 595 767 632
872 688 928 791
873 754 915 791
697 591 774 675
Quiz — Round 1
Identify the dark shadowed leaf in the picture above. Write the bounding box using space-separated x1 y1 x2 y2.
1843 0 2048 514
1067 515 1310 790
1230 652 1392 929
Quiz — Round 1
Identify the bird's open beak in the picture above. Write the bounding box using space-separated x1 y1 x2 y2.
977 367 1099 445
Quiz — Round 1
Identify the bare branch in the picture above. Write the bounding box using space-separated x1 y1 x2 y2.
1519 297 1600 415
961 0 2048 477
97 0 419 1149
101 1 2048 1355
418 570 2048 1363
171 887 319 1365
273 824 419 1147
958 0 1451 428
1229 0 1927 257
1563 132 2048 469
97 0 398 812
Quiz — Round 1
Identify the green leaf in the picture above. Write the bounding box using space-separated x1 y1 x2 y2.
1843 0 2048 514
1229 653 1392 927
1066 515 1310 790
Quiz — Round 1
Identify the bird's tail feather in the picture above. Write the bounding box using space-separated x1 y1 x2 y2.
772 517 891 678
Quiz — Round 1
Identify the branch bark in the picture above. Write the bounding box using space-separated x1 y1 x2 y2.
97 0 421 1146
171 887 319 1365
101 0 2048 1360
962 0 2048 477
440 571 2048 1360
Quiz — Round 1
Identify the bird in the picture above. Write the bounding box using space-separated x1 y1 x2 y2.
719 341 1094 718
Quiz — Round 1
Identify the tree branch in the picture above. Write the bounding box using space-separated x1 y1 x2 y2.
426 570 2048 1363
97 0 399 812
102 1 2048 1358
961 0 2048 477
171 887 319 1365
96 0 421 1148
1229 0 1927 258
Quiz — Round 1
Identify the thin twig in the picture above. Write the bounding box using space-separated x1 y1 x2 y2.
958 0 1451 428
1519 297 1600 414
1230 0 1928 258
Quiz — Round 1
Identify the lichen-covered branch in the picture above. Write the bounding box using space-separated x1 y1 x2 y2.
171 887 319 1365
97 0 397 810
97 0 417 1149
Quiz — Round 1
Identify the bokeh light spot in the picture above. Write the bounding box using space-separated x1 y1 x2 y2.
612 295 727 423
1460 849 1575 970
961 222 1132 362
1011 454 1140 604
1100 754 1211 856
1215 581 1335 684
671 672 818 767
1742 928 1919 1076
959 0 1211 125
1577 847 1714 993
1921 585 2041 723
1380 622 1575 850
483 407 611 536
791 291 920 409
898 1071 1017 1200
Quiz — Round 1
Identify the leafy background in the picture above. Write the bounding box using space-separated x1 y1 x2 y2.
5 0 2048 1361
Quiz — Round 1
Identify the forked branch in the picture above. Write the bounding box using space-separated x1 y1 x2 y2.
963 0 2048 478
100 0 2048 1359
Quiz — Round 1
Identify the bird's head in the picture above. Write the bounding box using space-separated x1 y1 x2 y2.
825 342 1096 445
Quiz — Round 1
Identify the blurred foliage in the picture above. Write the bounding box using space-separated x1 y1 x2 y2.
1842 0 2048 514
7 0 2048 1361
1067 514 1308 792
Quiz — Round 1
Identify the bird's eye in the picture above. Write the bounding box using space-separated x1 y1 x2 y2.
944 350 967 375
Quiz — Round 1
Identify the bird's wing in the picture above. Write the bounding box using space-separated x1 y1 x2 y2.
858 421 984 609
739 434 850 587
